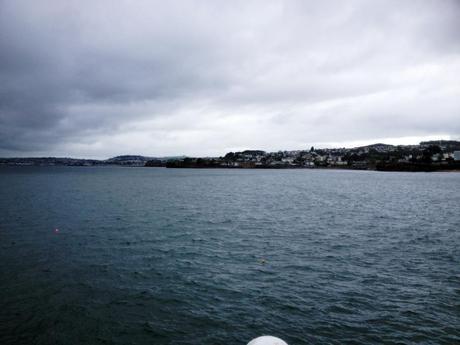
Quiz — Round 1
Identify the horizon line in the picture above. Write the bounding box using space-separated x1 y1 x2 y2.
1 138 458 160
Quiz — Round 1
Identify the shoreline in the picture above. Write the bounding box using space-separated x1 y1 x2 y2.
1 164 460 172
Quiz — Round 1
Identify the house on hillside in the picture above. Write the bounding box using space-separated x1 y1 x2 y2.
454 151 460 161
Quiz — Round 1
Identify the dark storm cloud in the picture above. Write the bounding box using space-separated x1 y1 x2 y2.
1 0 459 157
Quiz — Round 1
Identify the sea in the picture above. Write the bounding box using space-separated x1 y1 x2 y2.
0 167 459 344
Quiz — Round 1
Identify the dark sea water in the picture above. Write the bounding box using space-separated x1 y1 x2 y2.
1 167 459 345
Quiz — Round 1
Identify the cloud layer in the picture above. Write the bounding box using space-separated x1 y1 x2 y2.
1 0 459 157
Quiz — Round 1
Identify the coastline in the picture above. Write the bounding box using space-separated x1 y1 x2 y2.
2 140 459 172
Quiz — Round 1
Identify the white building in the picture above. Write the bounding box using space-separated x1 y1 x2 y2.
454 151 460 161
281 157 294 164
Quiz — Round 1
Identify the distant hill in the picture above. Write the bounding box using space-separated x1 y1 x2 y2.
420 140 460 151
105 155 186 167
0 157 104 166
354 143 396 152
106 155 152 162
361 143 395 149
0 154 188 167
104 155 153 166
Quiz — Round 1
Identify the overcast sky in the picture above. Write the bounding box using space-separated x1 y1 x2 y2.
1 0 459 158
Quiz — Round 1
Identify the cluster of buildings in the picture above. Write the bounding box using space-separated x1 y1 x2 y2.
167 141 460 170
220 149 346 168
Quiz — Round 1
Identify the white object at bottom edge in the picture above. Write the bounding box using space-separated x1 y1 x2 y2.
247 335 288 345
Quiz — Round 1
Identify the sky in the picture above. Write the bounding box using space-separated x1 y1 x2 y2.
1 0 459 158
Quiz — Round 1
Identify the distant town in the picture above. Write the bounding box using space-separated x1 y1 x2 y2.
1 140 460 172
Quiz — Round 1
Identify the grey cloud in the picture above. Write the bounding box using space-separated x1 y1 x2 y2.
0 0 459 157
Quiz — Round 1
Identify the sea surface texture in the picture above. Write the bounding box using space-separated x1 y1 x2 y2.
0 167 459 345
